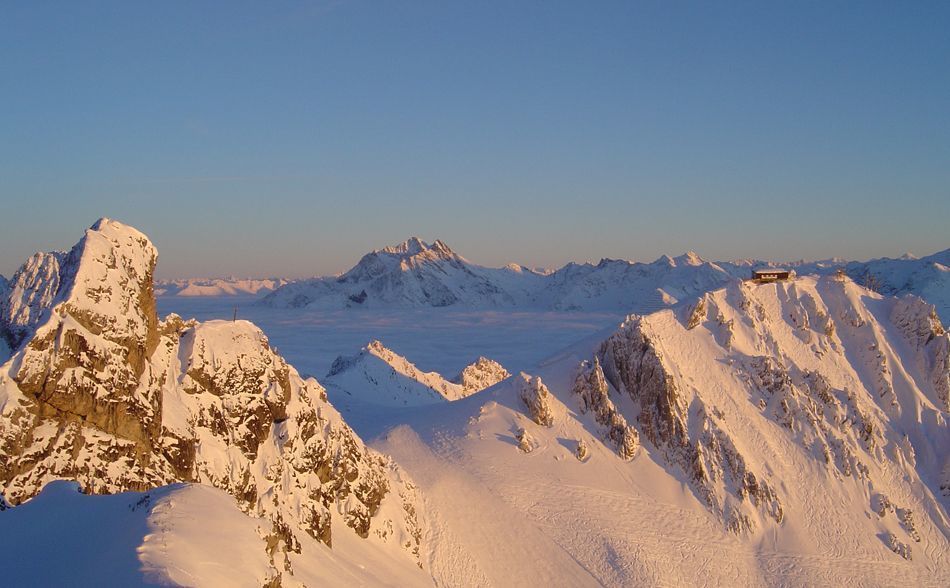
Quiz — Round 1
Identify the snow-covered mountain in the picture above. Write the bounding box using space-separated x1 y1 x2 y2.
842 248 950 323
338 275 949 585
260 238 736 313
325 340 509 408
260 237 949 320
155 277 289 297
262 237 541 309
0 219 426 586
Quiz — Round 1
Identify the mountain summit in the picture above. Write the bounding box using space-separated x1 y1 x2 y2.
0 219 424 584
263 237 525 309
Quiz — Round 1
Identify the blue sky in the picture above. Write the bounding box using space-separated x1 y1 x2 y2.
2 1 948 278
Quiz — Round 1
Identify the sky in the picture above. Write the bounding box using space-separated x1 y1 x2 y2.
1 1 948 279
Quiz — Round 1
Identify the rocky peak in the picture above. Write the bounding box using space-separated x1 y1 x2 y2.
674 251 705 266
452 357 511 396
382 236 428 256
0 220 423 578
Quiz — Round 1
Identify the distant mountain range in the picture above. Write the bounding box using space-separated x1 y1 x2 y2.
252 237 950 321
154 277 289 297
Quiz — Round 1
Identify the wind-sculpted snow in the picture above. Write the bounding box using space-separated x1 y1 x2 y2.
574 274 949 552
0 219 423 584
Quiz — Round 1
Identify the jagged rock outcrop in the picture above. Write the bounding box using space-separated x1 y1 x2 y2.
453 357 511 396
575 275 949 539
594 315 782 531
518 373 554 427
574 439 589 461
891 296 950 411
571 358 639 460
0 219 422 574
515 427 537 453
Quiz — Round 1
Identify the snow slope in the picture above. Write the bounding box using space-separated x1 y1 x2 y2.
0 481 428 587
341 275 949 586
843 248 950 323
155 277 289 297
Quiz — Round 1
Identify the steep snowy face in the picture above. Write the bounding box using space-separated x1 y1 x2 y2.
0 220 422 579
339 237 520 307
326 341 507 407
575 275 949 545
0 250 68 349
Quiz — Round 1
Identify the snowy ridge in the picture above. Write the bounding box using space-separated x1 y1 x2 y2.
348 275 949 586
719 248 950 322
577 275 949 554
161 237 950 323
155 277 289 297
0 219 426 586
325 340 509 407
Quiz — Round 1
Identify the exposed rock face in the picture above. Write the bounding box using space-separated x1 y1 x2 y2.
577 275 949 539
453 357 511 396
891 296 950 412
0 219 421 573
595 315 781 531
571 358 639 460
515 427 537 453
518 373 554 427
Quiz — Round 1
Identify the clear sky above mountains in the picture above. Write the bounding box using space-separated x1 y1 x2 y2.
2 1 948 278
